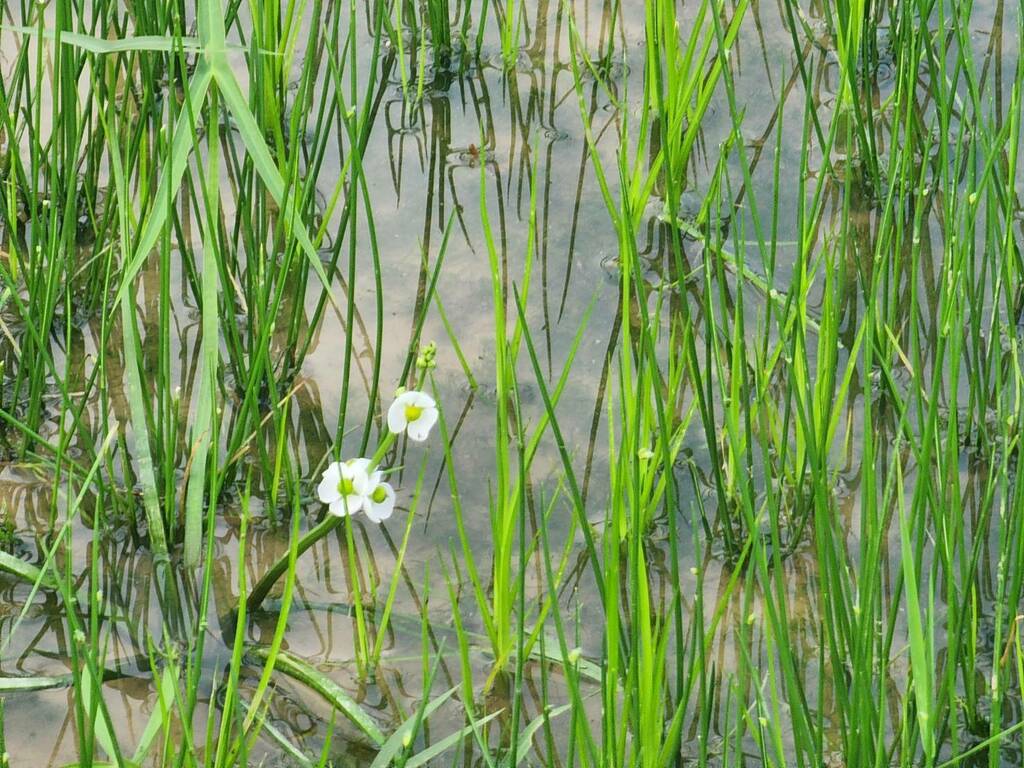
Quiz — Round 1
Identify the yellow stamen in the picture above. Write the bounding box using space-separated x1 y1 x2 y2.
404 404 424 422
371 486 388 503
337 477 355 495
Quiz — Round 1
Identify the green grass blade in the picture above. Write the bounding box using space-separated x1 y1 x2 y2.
404 709 503 768
250 648 386 746
0 26 207 53
113 61 213 307
209 64 334 298
0 551 58 590
368 687 458 768
129 665 177 765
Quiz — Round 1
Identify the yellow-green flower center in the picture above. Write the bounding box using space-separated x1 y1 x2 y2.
371 486 388 503
337 477 355 496
404 404 424 422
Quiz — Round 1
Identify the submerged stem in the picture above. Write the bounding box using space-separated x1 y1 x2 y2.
247 431 397 612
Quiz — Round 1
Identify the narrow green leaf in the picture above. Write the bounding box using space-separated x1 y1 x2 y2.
101 48 176 562
210 64 334 298
404 709 503 768
238 698 315 768
120 290 168 560
113 61 213 307
369 687 458 768
1 25 206 53
197 0 226 51
897 459 935 760
80 667 121 764
0 551 58 590
0 674 75 692
503 704 570 768
183 82 223 567
250 648 386 746
130 666 177 765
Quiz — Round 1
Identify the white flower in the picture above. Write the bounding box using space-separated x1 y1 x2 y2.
387 390 438 442
317 458 371 517
316 458 397 523
364 471 396 522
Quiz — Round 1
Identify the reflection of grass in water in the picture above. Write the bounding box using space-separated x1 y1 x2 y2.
0 0 1023 766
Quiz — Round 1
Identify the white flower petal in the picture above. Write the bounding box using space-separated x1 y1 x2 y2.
317 463 343 503
348 458 372 475
355 477 372 497
387 398 409 433
340 461 370 488
419 406 438 432
365 483 396 523
328 498 351 517
347 467 371 496
406 416 433 442
410 391 436 409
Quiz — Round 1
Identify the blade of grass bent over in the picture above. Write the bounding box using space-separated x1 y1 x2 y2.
250 647 386 746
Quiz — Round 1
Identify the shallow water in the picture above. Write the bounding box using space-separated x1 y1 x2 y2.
1 0 1023 765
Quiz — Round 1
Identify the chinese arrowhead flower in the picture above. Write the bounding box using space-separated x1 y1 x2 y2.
316 457 397 523
387 390 438 442
364 471 396 522
317 458 372 517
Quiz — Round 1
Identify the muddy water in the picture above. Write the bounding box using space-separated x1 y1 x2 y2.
1 0 1022 765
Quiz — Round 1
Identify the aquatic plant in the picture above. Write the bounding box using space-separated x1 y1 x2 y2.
387 390 440 442
0 0 1022 766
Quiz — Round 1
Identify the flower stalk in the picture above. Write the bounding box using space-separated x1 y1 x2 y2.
247 430 397 612
247 385 438 614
